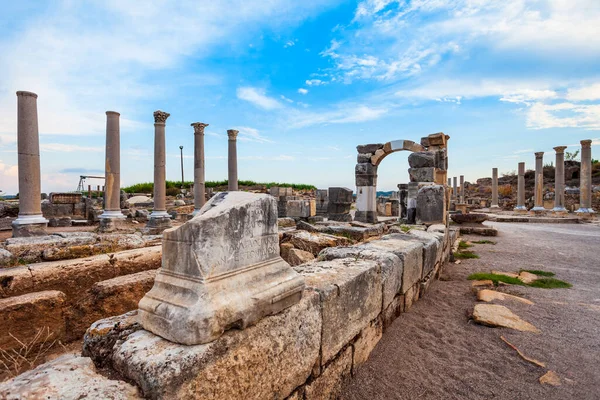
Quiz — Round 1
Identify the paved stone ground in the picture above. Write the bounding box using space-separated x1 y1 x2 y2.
342 222 600 400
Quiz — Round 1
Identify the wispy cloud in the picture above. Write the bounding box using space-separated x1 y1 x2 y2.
236 87 283 110
233 126 274 143
41 143 103 153
297 88 308 95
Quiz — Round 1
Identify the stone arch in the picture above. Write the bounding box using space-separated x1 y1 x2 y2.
354 132 449 223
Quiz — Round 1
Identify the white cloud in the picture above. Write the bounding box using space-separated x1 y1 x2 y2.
526 103 600 130
40 143 103 153
236 87 283 110
288 105 388 128
233 126 274 143
305 79 326 86
284 40 296 48
0 160 18 193
297 88 309 95
566 83 600 102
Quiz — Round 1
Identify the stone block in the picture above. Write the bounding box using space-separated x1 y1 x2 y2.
0 290 66 352
277 217 296 228
416 185 445 224
328 187 353 204
0 248 16 268
112 246 162 276
0 355 141 400
328 213 353 222
355 163 377 186
48 217 72 227
408 167 436 182
357 153 372 163
382 294 405 331
49 192 83 204
0 267 34 298
294 258 382 364
270 186 293 197
408 230 442 279
304 346 352 400
87 291 321 400
284 230 351 256
427 132 447 146
42 202 74 218
408 151 435 168
138 192 305 345
353 317 383 368
287 248 315 266
434 149 447 170
286 199 314 218
357 143 383 154
5 233 98 263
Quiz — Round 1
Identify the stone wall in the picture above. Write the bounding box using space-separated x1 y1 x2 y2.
50 224 459 400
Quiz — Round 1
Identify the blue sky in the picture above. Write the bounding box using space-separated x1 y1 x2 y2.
1 0 599 194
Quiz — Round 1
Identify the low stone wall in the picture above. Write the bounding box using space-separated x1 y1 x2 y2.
65 225 458 400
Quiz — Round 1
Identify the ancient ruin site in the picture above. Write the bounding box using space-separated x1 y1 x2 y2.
0 2 599 400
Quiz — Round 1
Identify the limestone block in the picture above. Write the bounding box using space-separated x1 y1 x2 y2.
89 292 321 400
111 245 162 276
0 248 16 268
0 355 141 400
357 153 372 163
408 230 442 278
353 318 383 368
0 266 34 298
328 187 353 205
304 346 352 400
404 283 420 310
0 290 66 351
287 248 316 266
277 217 296 228
138 192 305 345
427 132 447 146
318 246 403 311
5 233 98 263
408 151 435 168
408 167 436 182
362 235 423 294
294 258 382 364
286 199 314 218
434 149 447 170
357 143 384 154
382 294 405 331
284 230 351 256
355 163 377 186
416 185 445 224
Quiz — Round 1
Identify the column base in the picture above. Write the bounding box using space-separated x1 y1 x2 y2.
354 210 378 224
513 206 526 211
552 206 567 212
191 208 202 217
99 210 126 219
143 215 173 234
575 208 596 214
12 215 49 237
530 206 546 212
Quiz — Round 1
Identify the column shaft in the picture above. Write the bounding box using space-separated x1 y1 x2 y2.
227 130 239 191
514 162 526 211
491 168 500 209
101 112 124 216
192 123 208 214
576 140 594 213
459 175 465 203
553 146 567 212
532 152 545 211
452 177 457 198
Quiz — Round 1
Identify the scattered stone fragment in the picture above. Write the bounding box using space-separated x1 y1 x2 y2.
500 336 546 368
454 260 461 264
477 289 534 305
287 248 315 266
491 270 519 279
539 371 561 386
471 280 493 287
472 304 540 333
518 271 539 284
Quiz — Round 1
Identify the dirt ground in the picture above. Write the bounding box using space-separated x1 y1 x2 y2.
342 221 600 400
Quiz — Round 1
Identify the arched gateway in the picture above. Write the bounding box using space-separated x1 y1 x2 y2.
355 132 449 223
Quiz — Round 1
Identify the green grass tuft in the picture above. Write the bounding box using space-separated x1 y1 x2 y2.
458 240 472 249
520 269 555 277
400 225 411 233
454 251 479 259
472 240 496 245
527 278 572 289
467 272 525 286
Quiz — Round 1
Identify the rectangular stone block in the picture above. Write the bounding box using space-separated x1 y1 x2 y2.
408 230 442 279
353 318 382 368
286 199 314 218
49 192 83 204
0 290 66 351
0 266 34 298
90 291 321 400
295 258 382 364
409 167 436 183
304 346 352 400
383 294 405 331
42 202 74 217
416 185 445 225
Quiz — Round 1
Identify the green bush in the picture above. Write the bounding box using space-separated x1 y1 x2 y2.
122 180 316 193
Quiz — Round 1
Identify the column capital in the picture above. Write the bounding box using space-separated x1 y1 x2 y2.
581 139 592 147
227 129 239 140
16 91 38 98
153 110 170 124
106 111 120 116
191 122 209 134
553 146 567 153
535 152 544 158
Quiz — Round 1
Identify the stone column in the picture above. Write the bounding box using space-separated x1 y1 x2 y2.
552 146 567 212
191 122 208 216
459 175 465 203
146 110 172 232
227 129 239 191
99 111 125 229
514 162 526 211
531 152 545 211
447 178 451 187
576 140 595 213
452 177 457 199
490 168 500 210
12 91 48 237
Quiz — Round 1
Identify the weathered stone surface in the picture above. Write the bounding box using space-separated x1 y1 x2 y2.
472 304 540 333
477 289 534 305
270 186 293 197
416 185 445 224
491 270 519 279
318 246 402 311
284 230 351 256
0 248 16 267
383 294 404 331
450 213 488 224
408 229 442 278
304 346 352 400
0 266 33 298
112 245 162 276
295 258 381 364
518 271 539 284
408 167 436 182
286 199 315 218
4 233 98 263
0 291 66 351
88 291 321 400
0 355 141 399
138 192 305 345
353 318 383 367
408 151 435 168
539 371 561 386
357 153 372 163
287 248 315 266
459 225 498 236
277 217 296 228
472 280 494 287
355 163 377 186
357 143 383 154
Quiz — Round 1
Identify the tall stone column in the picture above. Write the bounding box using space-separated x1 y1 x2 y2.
490 168 500 210
576 140 595 213
459 175 465 203
514 162 526 211
531 152 545 211
447 178 451 187
99 111 125 230
227 129 239 191
552 146 567 212
452 177 457 199
146 110 172 232
192 122 208 216
12 91 48 237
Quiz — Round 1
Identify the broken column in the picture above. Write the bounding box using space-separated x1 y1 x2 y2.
406 182 418 224
328 187 353 222
459 175 465 203
576 140 595 214
191 122 208 216
553 146 567 212
416 185 445 225
355 145 379 223
315 189 328 216
99 111 125 230
12 91 48 237
452 177 457 199
138 192 305 345
532 152 545 212
146 110 172 232
227 129 239 191
514 162 526 211
490 168 500 210
397 184 408 219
